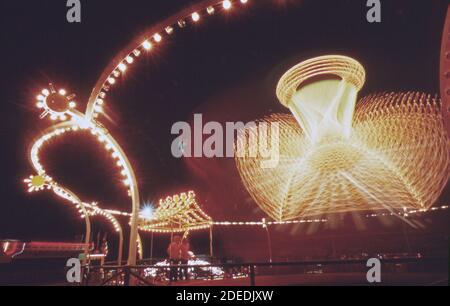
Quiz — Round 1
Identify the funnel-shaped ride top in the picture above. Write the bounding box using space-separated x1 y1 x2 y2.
276 55 366 144
237 55 448 221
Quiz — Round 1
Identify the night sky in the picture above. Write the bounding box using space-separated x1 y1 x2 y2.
0 0 448 260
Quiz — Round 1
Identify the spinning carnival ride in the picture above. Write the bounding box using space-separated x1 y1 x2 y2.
236 55 449 221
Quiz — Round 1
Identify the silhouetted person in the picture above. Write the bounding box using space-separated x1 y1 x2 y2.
167 235 181 283
180 239 192 280
100 237 109 256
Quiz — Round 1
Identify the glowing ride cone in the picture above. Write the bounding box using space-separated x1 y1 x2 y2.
236 55 450 221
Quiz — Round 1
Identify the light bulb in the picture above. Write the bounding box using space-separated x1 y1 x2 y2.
192 12 200 22
223 0 232 10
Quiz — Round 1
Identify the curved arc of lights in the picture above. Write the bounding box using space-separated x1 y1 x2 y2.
91 211 124 265
26 118 129 262
28 120 137 215
53 184 125 264
276 55 366 107
51 184 91 265
85 0 251 121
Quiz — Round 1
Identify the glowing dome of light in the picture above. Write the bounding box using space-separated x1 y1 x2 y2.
236 55 450 221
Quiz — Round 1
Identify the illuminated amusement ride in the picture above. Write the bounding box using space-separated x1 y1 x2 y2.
23 0 450 268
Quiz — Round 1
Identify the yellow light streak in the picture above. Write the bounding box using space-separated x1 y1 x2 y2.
236 56 450 221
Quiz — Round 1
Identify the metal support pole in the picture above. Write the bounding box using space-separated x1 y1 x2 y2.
117 230 124 266
137 232 144 261
150 232 154 264
261 219 272 264
124 266 130 286
127 186 139 267
249 265 256 286
103 134 140 267
264 225 273 263
83 214 91 266
209 226 214 259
